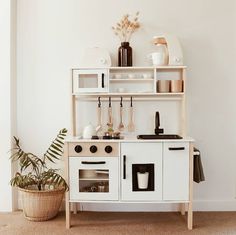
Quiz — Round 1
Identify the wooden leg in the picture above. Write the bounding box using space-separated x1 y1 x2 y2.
187 143 194 230
180 203 186 215
187 201 193 230
66 192 71 229
73 203 77 214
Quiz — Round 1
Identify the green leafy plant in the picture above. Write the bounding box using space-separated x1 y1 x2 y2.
10 128 69 191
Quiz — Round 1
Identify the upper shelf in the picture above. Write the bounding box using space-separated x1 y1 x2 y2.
72 66 187 70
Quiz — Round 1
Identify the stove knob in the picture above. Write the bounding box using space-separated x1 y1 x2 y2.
74 145 82 153
90 145 97 153
105 145 112 153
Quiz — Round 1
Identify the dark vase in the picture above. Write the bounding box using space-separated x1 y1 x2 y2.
118 42 132 67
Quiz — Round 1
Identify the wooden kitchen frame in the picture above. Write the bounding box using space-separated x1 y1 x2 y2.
65 66 194 230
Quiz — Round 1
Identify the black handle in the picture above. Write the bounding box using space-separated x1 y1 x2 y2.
168 147 185 151
81 161 106 165
101 73 105 88
155 111 160 128
123 155 126 179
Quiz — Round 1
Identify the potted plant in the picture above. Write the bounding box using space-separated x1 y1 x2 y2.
10 128 68 221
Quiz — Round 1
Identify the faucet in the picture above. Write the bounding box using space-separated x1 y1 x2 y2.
155 112 164 135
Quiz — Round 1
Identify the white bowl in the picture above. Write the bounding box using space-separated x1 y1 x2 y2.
117 88 126 93
115 74 122 79
128 74 136 79
143 73 153 79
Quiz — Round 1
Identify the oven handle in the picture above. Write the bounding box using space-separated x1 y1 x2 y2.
123 155 126 179
81 161 106 165
168 147 185 151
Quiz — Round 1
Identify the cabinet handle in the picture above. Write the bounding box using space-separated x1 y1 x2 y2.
81 161 106 165
168 147 185 151
101 73 105 88
123 155 126 179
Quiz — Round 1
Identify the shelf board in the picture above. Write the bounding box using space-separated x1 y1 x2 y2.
110 78 154 82
109 66 186 70
73 92 184 96
79 178 109 181
72 66 187 70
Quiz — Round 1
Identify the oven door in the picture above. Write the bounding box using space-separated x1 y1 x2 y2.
73 69 109 93
69 157 119 201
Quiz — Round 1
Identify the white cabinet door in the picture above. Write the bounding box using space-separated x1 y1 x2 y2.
121 143 162 201
163 142 189 201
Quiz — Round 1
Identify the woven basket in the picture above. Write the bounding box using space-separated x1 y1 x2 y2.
19 187 65 221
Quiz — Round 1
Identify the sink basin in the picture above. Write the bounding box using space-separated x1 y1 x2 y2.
137 134 182 140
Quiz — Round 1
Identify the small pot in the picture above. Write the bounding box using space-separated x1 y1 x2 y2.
157 80 170 93
170 80 183 93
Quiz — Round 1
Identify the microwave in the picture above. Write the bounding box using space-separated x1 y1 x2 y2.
72 69 109 94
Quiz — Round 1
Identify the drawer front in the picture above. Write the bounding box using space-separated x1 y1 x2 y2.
68 142 119 157
69 157 119 201
163 142 189 201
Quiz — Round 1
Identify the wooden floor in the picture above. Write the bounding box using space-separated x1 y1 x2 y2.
1 211 236 235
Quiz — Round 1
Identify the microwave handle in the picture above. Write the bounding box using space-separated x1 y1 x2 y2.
101 73 105 88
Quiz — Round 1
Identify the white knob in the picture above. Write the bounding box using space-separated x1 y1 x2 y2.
99 57 107 64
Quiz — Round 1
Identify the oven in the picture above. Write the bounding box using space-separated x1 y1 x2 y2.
68 142 119 201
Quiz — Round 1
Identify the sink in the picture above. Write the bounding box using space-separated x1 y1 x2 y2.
137 134 182 140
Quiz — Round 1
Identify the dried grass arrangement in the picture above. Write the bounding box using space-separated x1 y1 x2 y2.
112 12 140 42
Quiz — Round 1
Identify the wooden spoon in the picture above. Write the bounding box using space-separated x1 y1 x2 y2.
128 97 135 132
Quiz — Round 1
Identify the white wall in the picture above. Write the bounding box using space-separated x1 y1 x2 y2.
17 0 236 210
0 0 16 211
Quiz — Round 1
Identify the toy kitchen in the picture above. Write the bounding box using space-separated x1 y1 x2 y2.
64 35 195 230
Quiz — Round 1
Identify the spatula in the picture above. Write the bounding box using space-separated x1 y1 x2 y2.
118 97 124 131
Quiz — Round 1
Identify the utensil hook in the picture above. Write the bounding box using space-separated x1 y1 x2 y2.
98 97 101 107
130 96 133 107
109 97 111 107
120 97 123 107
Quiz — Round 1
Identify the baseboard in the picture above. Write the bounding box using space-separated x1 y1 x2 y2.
60 199 236 212
193 200 236 211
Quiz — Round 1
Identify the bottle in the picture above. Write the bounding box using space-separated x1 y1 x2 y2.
118 42 132 67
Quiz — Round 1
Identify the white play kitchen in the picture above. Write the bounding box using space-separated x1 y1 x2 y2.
64 34 194 230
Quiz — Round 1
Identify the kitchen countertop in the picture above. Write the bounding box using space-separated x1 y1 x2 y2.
65 135 194 143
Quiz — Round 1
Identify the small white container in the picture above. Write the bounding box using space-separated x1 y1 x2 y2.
128 74 136 79
116 88 126 93
137 172 149 189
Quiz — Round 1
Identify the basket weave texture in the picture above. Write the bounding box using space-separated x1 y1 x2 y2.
19 188 65 221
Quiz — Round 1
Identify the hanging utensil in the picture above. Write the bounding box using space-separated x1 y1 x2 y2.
128 96 135 132
107 97 113 129
118 97 125 131
96 97 102 134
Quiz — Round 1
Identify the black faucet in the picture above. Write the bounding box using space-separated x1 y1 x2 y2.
155 112 164 135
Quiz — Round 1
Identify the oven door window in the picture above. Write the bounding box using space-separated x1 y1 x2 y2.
79 169 109 193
